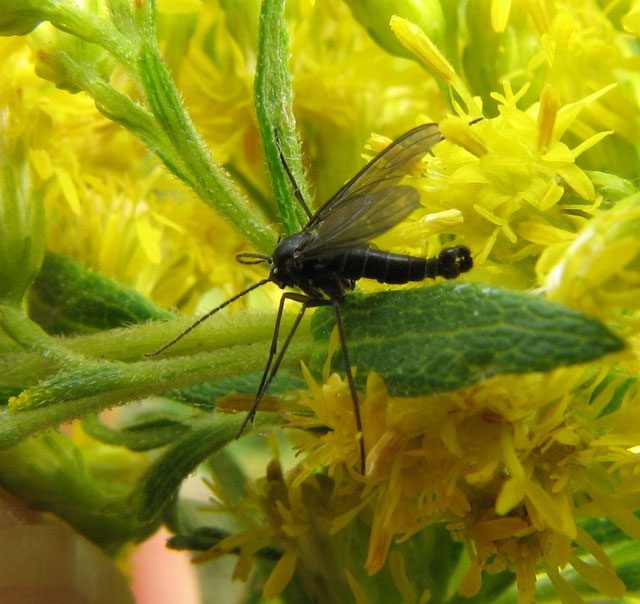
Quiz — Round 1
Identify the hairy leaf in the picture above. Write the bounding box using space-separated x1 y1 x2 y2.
133 413 282 522
311 283 624 396
29 253 171 335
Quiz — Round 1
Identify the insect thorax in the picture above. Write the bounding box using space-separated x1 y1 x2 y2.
270 233 352 299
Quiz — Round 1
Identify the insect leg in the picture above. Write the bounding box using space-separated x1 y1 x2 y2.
236 292 314 437
253 291 310 412
273 129 313 219
332 300 366 474
147 278 271 357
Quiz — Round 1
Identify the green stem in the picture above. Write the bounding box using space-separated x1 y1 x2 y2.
0 309 311 393
254 0 311 234
0 304 82 365
38 2 277 252
70 310 305 360
138 42 277 252
2 335 311 449
88 79 199 190
50 50 199 196
13 327 310 403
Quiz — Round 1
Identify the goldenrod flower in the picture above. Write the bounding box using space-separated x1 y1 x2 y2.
2 2 640 604
0 34 251 313
190 4 640 603
206 361 635 602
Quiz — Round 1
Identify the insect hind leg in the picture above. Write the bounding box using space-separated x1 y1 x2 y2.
332 300 366 474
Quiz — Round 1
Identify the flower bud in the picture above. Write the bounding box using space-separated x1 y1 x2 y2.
343 0 446 59
0 1 45 36
28 22 115 94
0 103 45 305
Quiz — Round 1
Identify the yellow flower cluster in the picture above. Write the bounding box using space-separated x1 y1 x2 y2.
195 2 640 602
3 0 640 602
208 361 637 602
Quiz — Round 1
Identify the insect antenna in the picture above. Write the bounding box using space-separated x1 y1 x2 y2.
236 252 272 265
146 277 271 357
273 129 313 219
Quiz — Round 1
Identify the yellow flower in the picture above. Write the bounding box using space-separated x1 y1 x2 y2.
7 2 640 603
201 359 637 602
364 83 614 301
211 358 640 602
172 5 640 602
7 0 449 315
0 34 252 313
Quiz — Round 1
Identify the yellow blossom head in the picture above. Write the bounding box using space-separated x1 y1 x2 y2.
4 2 640 604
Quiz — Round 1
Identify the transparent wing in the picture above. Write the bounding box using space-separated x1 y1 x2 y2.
305 123 442 231
299 185 419 258
297 123 441 258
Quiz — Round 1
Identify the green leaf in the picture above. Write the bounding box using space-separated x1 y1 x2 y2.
311 283 625 396
132 412 282 523
29 253 172 335
169 368 306 409
254 0 310 233
81 412 194 452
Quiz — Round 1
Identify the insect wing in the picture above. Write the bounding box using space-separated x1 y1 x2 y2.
299 185 420 257
306 123 442 226
298 123 442 258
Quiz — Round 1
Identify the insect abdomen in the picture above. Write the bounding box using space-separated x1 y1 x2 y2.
329 245 472 285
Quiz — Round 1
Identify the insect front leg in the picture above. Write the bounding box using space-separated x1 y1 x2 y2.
236 293 325 437
147 278 271 357
253 291 310 407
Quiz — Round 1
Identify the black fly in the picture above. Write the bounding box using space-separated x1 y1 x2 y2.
149 123 473 472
